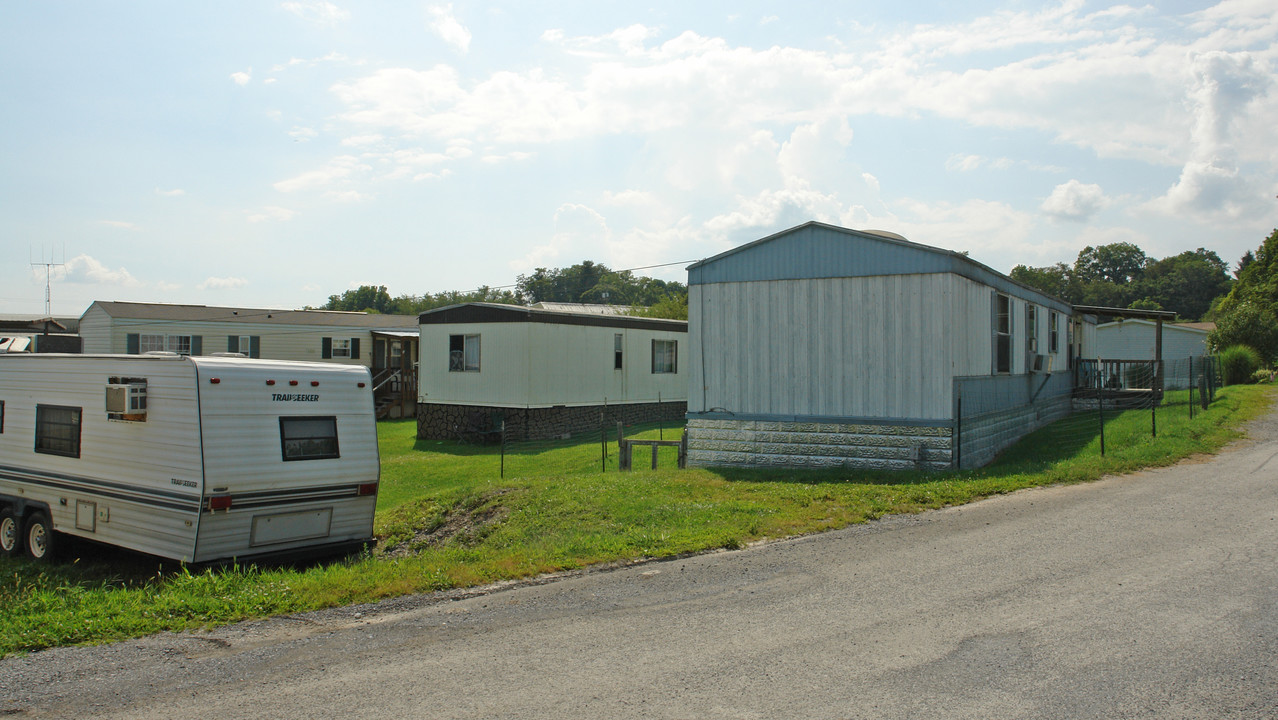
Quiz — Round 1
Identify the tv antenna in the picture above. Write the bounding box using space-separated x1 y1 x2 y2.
30 245 66 316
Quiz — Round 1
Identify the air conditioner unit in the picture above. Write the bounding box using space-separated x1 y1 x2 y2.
1030 354 1053 374
105 383 148 419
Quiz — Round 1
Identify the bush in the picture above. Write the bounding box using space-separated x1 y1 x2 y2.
1220 345 1262 385
1251 369 1273 384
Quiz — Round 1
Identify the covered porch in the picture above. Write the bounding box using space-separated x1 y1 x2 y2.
371 330 418 419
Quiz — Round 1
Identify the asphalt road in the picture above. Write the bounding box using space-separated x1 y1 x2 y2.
4 413 1277 719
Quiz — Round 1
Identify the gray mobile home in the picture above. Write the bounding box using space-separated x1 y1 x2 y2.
686 221 1089 470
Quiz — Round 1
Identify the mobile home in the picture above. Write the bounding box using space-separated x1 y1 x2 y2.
417 303 688 441
0 354 379 563
686 221 1089 470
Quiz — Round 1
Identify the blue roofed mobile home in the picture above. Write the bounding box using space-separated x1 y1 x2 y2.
686 221 1092 470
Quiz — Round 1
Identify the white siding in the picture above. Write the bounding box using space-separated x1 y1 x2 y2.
0 354 204 560
419 321 687 408
80 314 375 367
1093 321 1210 361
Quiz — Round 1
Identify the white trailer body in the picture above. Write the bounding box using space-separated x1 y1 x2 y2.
0 354 378 563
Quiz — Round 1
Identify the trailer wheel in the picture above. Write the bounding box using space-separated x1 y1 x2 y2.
0 510 21 557
24 511 57 563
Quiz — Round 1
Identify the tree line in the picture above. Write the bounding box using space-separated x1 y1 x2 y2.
1009 242 1233 321
316 261 689 319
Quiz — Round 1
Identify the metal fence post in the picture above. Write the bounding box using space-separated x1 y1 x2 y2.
1189 356 1194 420
500 421 506 479
1098 392 1106 457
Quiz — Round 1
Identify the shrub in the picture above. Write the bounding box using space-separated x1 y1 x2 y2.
1251 369 1273 384
1220 345 1262 385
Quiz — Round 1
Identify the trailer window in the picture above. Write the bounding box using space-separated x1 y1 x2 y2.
449 334 480 372
651 339 677 374
280 416 340 461
0 400 5 433
35 405 82 458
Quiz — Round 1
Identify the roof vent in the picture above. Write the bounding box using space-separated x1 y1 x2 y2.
861 229 909 242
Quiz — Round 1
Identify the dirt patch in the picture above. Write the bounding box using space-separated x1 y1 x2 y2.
382 492 512 559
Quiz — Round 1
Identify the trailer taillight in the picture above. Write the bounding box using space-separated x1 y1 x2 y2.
207 495 233 511
209 377 220 384
357 382 366 388
289 380 299 386
357 483 378 496
311 381 320 387
266 379 276 386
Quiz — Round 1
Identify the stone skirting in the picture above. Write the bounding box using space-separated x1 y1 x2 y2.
417 401 688 442
957 394 1072 469
686 419 954 471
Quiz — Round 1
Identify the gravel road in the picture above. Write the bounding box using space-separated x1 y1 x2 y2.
3 410 1277 719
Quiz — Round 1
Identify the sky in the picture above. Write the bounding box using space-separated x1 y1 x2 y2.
2 0 1276 317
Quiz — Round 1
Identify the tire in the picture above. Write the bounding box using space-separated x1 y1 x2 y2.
0 510 21 557
24 511 57 563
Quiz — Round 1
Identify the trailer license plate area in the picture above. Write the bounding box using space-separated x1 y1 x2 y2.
250 508 333 547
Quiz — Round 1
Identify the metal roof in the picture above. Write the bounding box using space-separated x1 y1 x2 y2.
686 221 1074 313
85 301 418 330
419 302 687 332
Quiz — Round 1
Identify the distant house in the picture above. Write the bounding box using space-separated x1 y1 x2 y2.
0 315 81 353
686 221 1091 470
1093 319 1212 389
417 303 687 441
1095 319 1212 361
78 301 420 417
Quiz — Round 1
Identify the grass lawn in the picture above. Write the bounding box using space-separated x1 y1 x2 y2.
1 385 1272 657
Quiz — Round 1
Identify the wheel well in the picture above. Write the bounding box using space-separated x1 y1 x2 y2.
0 497 52 523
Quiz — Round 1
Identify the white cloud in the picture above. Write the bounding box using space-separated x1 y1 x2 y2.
427 4 471 53
273 156 365 192
289 126 319 142
341 134 384 147
62 254 139 286
231 69 252 86
198 276 249 290
98 220 139 230
154 187 185 196
247 206 297 223
281 1 349 25
324 190 372 202
1041 180 1107 221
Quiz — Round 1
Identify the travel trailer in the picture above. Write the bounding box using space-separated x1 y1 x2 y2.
0 354 379 563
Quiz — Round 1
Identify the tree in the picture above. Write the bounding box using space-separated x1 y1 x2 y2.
323 285 393 314
1130 248 1231 320
1073 242 1147 285
1208 229 1278 364
1010 263 1076 302
515 261 687 307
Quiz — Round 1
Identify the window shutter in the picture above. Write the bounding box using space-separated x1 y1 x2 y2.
321 337 332 359
126 333 140 354
350 338 361 359
250 336 261 358
191 336 203 356
990 291 998 374
228 335 239 353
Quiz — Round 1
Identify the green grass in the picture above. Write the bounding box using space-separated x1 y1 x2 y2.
1 385 1271 657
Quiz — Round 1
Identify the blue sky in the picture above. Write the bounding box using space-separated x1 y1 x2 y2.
3 1 1275 315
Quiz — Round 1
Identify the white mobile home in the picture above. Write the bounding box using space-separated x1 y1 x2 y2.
79 301 419 418
0 354 378 563
417 303 687 440
1094 319 1211 360
686 221 1090 470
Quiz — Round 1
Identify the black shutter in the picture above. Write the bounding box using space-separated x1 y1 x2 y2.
321 337 332 359
191 336 203 356
126 333 140 354
228 335 239 353
350 338 361 359
250 336 261 358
